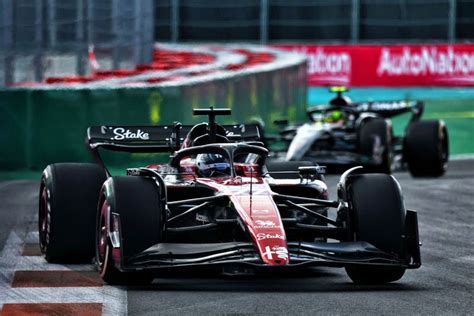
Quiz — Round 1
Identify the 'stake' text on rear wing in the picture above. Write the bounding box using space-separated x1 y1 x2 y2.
86 123 263 153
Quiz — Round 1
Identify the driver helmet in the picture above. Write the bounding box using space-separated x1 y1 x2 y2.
324 110 345 123
196 153 231 177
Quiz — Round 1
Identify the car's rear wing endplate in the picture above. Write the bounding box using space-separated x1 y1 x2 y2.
86 123 263 153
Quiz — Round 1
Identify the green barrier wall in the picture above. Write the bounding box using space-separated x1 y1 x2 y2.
0 63 307 170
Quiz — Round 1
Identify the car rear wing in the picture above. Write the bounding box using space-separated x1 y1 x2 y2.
86 123 263 153
351 100 424 119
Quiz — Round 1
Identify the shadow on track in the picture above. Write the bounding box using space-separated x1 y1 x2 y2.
128 268 423 293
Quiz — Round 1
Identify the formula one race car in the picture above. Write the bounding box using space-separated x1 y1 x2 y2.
272 87 449 177
38 107 420 285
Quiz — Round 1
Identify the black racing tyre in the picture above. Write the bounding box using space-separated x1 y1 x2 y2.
266 160 324 180
358 119 393 174
404 120 449 177
345 174 406 284
97 176 163 285
38 163 106 263
345 266 406 285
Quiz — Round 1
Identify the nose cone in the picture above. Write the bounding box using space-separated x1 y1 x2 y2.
260 244 289 265
226 184 290 266
251 217 289 265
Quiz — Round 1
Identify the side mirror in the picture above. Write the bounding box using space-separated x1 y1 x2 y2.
299 166 326 181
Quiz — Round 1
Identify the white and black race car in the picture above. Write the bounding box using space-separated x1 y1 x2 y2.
270 87 449 177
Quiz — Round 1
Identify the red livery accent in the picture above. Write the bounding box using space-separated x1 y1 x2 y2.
197 178 288 265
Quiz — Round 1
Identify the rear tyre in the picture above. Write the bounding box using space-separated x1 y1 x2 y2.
97 176 163 285
358 119 393 174
404 120 448 177
345 174 406 284
38 163 106 263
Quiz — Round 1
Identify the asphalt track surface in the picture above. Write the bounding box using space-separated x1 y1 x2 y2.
0 159 473 315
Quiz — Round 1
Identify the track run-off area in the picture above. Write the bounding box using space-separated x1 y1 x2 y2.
0 159 472 315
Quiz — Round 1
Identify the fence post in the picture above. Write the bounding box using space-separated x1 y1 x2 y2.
133 0 142 64
144 0 154 63
76 0 86 75
33 0 44 82
111 0 121 69
47 0 57 49
86 0 94 46
351 0 360 43
448 0 456 42
1 0 14 85
260 0 269 44
171 0 180 43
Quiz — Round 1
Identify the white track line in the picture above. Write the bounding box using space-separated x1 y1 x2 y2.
7 257 96 272
450 154 474 160
0 230 127 315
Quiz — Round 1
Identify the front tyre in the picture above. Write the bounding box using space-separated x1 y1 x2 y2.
345 174 406 284
97 176 163 285
345 266 406 285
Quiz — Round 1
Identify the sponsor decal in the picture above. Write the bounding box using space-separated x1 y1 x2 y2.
254 220 276 228
377 47 474 77
356 101 410 112
111 127 149 140
262 246 288 261
253 209 271 215
126 168 140 176
305 48 351 76
256 233 285 241
196 213 209 222
275 44 474 86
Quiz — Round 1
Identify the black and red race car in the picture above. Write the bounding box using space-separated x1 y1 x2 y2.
38 108 420 285
270 87 449 176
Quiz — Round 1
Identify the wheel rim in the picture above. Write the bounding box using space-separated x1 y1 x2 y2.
38 184 50 253
97 200 109 271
